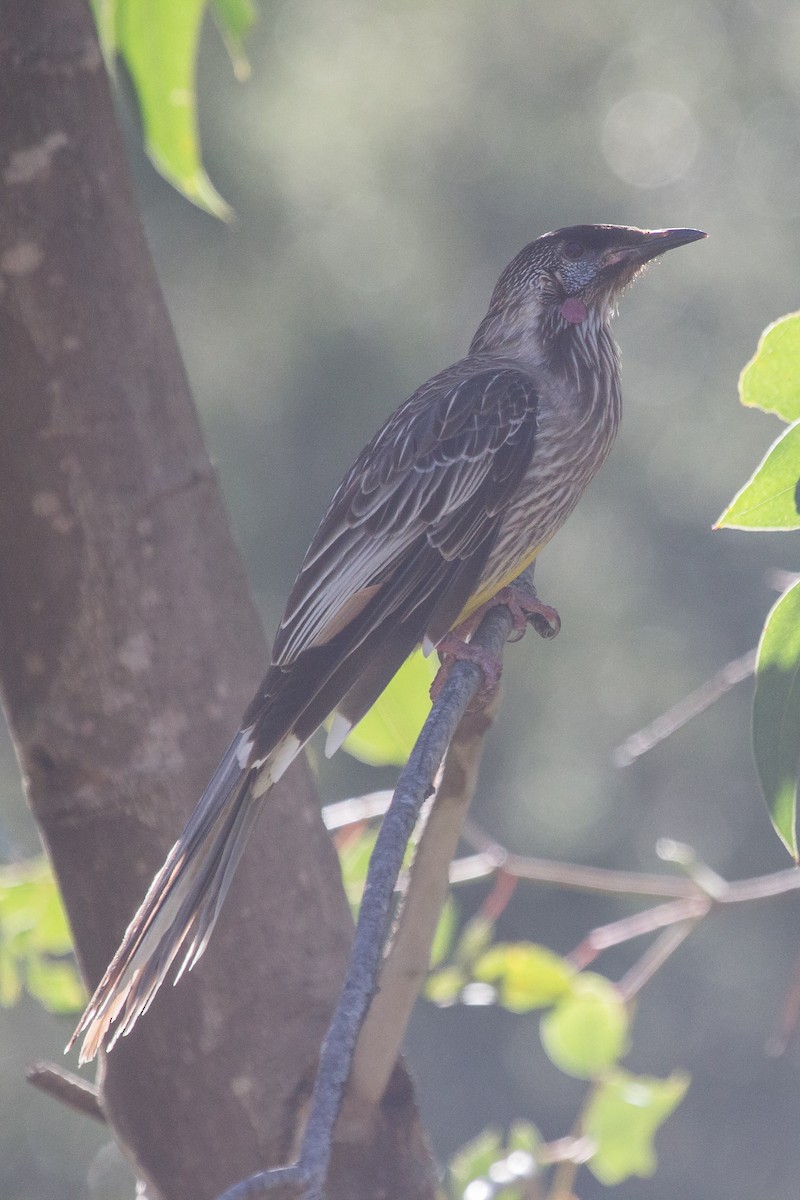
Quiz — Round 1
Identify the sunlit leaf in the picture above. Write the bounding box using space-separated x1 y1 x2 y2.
739 312 800 422
0 858 73 954
0 946 22 1008
425 965 466 1006
752 579 800 858
448 1129 504 1197
447 1124 540 1200
90 0 118 61
453 914 495 967
506 1120 540 1156
584 1069 689 1185
336 827 377 908
430 896 458 967
540 974 628 1078
474 943 574 1013
116 0 231 217
715 420 800 530
339 648 435 766
25 958 86 1015
211 0 256 80
0 857 84 1012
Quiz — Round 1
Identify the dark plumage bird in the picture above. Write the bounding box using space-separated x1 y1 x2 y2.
71 223 705 1061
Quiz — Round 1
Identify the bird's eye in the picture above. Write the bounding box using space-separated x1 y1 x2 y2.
562 241 584 260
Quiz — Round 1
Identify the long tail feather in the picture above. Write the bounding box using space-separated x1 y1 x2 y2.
69 730 298 1063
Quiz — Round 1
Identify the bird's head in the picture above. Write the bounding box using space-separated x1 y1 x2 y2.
471 224 706 358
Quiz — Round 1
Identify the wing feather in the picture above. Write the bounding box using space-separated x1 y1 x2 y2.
273 360 539 666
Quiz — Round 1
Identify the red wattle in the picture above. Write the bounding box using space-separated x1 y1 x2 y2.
560 297 588 324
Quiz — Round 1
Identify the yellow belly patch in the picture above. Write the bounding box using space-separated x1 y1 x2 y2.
454 540 549 626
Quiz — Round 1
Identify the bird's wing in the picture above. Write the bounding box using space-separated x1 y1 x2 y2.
272 362 540 667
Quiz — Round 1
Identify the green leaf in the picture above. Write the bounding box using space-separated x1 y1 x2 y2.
25 958 86 1015
448 1129 504 1197
429 896 458 968
211 0 256 80
0 859 74 954
474 943 574 1013
90 0 118 61
506 1119 540 1156
116 0 231 217
336 827 377 909
540 974 628 1078
453 913 495 967
446 1125 540 1200
425 965 466 1006
0 857 84 1012
339 648 435 766
739 312 800 422
0 945 22 1008
584 1068 689 1185
752 579 800 857
716 420 800 530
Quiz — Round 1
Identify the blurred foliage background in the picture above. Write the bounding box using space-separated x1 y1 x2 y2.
4 0 800 1195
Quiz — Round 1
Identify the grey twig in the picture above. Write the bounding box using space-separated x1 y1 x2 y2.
617 921 699 1001
26 1060 105 1123
612 647 756 767
350 645 503 1106
216 577 534 1200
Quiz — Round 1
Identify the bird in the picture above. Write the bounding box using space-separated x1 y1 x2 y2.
70 223 705 1062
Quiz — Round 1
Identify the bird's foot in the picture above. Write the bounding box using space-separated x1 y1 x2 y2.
451 582 561 645
491 583 561 642
430 635 503 706
429 583 561 707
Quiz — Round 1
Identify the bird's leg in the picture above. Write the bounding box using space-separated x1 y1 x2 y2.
430 581 561 705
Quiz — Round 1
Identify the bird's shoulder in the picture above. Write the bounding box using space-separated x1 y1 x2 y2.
348 356 541 493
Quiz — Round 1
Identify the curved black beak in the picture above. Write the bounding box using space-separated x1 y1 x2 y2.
604 227 707 268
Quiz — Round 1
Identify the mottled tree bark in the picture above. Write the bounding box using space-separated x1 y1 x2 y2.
0 4 433 1199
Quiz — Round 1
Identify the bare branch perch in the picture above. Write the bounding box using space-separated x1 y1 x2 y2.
217 578 538 1200
350 653 503 1106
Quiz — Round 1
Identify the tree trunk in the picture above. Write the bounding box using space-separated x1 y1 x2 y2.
0 4 433 1198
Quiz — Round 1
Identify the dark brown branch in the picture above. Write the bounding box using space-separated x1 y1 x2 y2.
0 7 432 1199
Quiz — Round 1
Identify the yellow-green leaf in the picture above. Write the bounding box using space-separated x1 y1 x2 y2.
336 827 377 909
448 1129 504 1197
740 312 800 422
540 974 628 1078
0 946 22 1008
0 857 84 1012
716 420 800 530
339 648 435 766
753 579 800 858
429 896 458 968
25 958 86 1015
211 0 256 80
584 1068 689 1185
425 966 466 1006
116 0 230 217
90 0 118 61
474 943 574 1012
453 913 495 967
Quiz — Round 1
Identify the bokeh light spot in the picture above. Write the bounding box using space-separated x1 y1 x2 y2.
602 90 699 187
